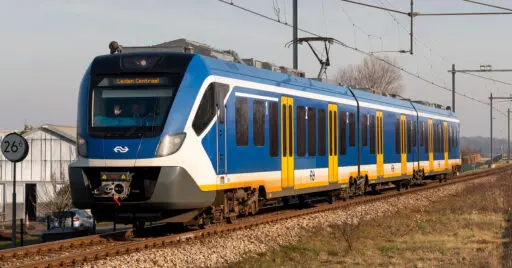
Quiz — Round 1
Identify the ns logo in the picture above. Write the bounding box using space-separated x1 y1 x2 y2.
113 146 129 153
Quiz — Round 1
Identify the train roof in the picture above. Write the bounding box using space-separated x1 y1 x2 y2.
199 54 457 121
88 51 457 122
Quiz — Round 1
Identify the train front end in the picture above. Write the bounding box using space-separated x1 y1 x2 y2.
69 51 218 226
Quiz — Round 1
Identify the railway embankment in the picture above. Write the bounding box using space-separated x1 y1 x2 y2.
234 171 512 267
82 172 505 268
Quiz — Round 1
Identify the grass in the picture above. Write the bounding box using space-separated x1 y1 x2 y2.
231 175 512 267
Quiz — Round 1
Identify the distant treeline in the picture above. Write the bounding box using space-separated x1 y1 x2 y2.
460 136 509 157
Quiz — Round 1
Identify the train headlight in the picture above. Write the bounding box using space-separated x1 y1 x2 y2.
77 135 88 158
156 133 186 157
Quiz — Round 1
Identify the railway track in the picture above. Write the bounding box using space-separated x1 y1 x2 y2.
4 165 509 268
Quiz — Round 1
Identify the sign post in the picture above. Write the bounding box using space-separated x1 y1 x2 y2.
1 133 29 247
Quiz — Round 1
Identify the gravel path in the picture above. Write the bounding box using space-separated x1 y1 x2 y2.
82 176 498 268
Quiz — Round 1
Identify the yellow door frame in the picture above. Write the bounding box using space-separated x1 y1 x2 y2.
281 96 294 188
328 104 338 183
376 111 384 178
400 115 407 175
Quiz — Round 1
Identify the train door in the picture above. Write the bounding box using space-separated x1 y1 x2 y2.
376 111 384 178
428 119 434 171
328 104 338 183
400 115 407 175
215 84 229 175
444 122 449 170
281 97 294 188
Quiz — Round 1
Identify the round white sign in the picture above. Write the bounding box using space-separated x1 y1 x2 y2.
1 133 29 163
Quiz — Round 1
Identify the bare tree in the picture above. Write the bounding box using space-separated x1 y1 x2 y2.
32 173 72 227
336 56 404 95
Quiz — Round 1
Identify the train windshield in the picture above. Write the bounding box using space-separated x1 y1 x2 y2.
89 87 176 137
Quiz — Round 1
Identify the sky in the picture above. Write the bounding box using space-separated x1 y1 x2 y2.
1 0 512 138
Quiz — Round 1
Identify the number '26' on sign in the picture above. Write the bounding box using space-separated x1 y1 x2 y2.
1 133 29 163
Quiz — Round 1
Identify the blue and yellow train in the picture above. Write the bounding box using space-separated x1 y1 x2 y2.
69 47 461 227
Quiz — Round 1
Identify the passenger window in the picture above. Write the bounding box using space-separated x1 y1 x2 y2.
235 98 248 146
395 118 400 155
349 112 355 147
369 115 376 154
253 100 265 146
407 120 411 154
297 106 306 157
269 102 279 157
412 121 417 147
307 108 316 156
340 111 347 155
420 122 424 147
361 114 368 147
318 109 326 156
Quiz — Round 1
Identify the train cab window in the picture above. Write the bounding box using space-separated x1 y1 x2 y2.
395 118 400 155
192 84 215 135
297 106 306 157
407 120 412 154
369 115 376 154
340 111 347 155
269 102 279 157
349 112 355 147
308 108 316 156
253 100 265 146
235 98 248 146
361 114 368 147
318 109 326 156
192 83 229 135
448 125 452 152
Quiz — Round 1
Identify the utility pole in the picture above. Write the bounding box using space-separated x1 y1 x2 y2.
508 108 510 163
452 64 455 112
410 0 413 55
487 95 512 166
293 0 298 70
490 93 493 166
448 65 512 113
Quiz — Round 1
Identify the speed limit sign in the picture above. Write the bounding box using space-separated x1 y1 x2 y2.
1 133 29 163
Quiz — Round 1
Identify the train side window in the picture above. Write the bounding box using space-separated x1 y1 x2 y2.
395 118 400 155
369 115 376 154
235 97 248 146
448 125 452 152
412 121 417 147
433 124 437 153
308 108 316 156
318 109 326 156
253 100 265 146
340 111 347 155
192 84 215 135
420 122 424 147
361 114 368 147
269 102 278 157
407 119 412 154
297 106 306 157
349 112 355 147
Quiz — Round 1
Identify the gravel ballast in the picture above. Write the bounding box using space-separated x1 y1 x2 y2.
82 176 498 268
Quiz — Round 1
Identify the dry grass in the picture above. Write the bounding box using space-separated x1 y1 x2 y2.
231 176 512 268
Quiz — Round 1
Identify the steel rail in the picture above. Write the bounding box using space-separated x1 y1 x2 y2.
14 165 510 268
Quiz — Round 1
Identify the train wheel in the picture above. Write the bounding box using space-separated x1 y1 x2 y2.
226 216 237 224
133 220 145 231
327 195 335 204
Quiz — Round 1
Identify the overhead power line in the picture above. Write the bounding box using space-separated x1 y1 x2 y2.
459 72 512 87
217 0 494 109
464 0 512 12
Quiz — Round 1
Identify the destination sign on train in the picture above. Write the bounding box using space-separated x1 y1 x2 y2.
98 77 170 86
